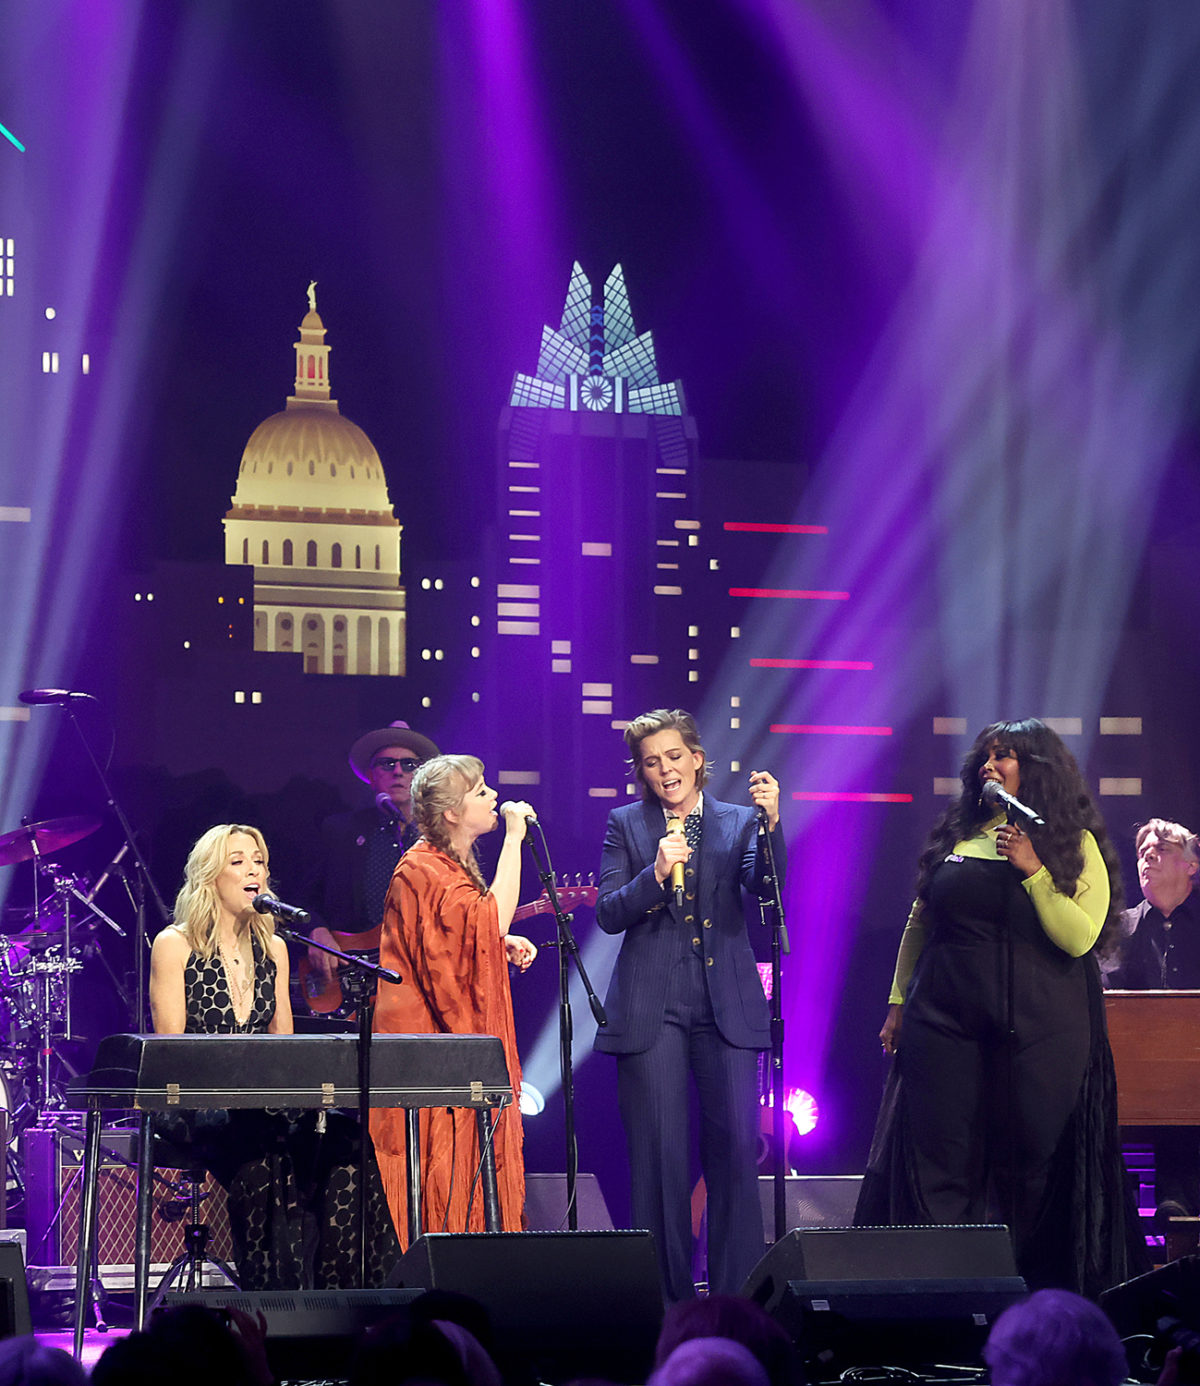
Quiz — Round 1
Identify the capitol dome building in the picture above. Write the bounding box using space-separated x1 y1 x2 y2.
223 287 406 675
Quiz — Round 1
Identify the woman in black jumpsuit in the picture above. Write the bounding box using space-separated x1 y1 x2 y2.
855 720 1143 1295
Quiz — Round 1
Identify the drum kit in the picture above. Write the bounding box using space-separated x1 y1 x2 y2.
0 814 131 1156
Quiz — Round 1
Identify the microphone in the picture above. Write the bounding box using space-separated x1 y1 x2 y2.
980 779 1046 829
500 801 538 826
666 816 686 908
18 689 97 705
251 892 311 925
86 842 130 903
375 791 400 818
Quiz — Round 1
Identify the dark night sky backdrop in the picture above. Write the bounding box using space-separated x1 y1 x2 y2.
5 0 1200 1224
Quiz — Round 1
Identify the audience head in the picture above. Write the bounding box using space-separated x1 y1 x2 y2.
655 1296 800 1386
983 1289 1127 1386
349 1314 471 1386
93 1306 260 1386
0 1338 86 1386
649 1337 770 1386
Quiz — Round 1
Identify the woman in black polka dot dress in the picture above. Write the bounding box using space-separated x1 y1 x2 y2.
150 823 398 1288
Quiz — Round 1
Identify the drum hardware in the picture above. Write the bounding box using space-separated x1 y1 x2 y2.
0 816 99 868
0 812 129 1122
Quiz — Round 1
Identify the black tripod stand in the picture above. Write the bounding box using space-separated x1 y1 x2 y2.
149 1165 238 1305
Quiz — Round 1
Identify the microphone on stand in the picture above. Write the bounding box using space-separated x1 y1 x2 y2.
666 816 686 908
18 689 97 705
500 801 539 827
251 893 311 925
375 792 400 818
86 842 130 904
981 779 1046 829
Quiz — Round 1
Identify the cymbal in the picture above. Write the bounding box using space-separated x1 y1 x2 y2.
0 815 99 868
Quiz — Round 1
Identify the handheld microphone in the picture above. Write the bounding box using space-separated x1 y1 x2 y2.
666 816 686 908
980 779 1046 829
500 801 538 826
251 892 311 925
18 689 97 705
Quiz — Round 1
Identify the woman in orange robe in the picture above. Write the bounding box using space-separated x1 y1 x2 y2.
370 754 538 1245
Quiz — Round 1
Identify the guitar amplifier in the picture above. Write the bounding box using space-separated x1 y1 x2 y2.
21 1123 233 1268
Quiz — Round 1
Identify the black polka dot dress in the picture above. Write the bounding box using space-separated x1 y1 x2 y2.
156 937 399 1289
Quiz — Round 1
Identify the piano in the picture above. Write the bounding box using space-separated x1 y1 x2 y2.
70 1033 513 1353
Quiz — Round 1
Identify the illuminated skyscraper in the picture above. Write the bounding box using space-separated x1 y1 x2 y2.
493 263 701 821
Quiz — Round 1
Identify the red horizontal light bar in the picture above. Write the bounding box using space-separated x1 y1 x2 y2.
771 724 892 736
730 587 849 600
792 791 913 803
723 522 828 535
751 658 873 670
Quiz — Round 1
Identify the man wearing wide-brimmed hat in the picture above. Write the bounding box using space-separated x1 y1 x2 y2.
301 722 439 996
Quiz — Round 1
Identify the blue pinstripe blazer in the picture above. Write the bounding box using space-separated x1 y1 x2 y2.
593 795 784 1055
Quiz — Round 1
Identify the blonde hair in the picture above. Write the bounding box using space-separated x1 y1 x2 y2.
624 708 708 800
1136 818 1199 865
172 824 276 960
411 754 488 894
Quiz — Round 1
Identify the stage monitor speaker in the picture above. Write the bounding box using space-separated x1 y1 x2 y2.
743 1225 1025 1370
757 1175 863 1239
390 1231 662 1384
1101 1255 1200 1339
162 1290 420 1378
0 1242 32 1339
523 1173 614 1231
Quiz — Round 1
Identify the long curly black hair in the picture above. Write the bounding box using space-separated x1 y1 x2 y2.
915 719 1124 952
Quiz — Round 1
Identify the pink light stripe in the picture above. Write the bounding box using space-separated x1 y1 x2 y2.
729 587 849 600
723 522 828 534
751 658 873 670
792 791 913 803
771 724 892 736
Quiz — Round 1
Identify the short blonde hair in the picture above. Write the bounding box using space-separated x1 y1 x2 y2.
624 708 708 800
172 824 275 960
1135 818 1199 865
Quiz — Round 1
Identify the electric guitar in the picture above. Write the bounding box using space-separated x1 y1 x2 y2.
294 879 598 1015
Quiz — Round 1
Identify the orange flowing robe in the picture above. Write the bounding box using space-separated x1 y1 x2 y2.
370 840 524 1246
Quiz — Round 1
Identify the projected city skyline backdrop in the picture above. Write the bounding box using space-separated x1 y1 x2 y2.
2 0 1200 1227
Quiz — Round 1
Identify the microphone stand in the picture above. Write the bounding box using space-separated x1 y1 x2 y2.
756 811 790 1245
273 925 401 1288
58 699 171 1030
522 821 606 1231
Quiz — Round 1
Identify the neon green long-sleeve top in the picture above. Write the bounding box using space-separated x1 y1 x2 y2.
887 817 1109 1006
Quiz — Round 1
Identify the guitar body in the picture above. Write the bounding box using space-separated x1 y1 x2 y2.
294 927 380 1014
